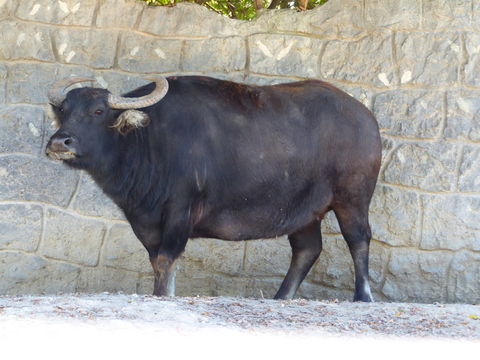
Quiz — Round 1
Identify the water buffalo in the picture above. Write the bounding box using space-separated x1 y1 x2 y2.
46 75 381 301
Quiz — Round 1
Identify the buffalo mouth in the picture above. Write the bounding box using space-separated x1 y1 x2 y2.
45 148 77 161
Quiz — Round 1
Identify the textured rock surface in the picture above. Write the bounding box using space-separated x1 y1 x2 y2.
39 209 105 266
0 105 45 155
102 224 150 273
0 0 479 304
373 90 444 138
0 204 42 251
395 31 461 86
382 143 458 192
321 32 394 87
118 33 183 73
0 21 54 62
52 28 119 69
0 251 80 295
15 0 97 26
445 91 480 142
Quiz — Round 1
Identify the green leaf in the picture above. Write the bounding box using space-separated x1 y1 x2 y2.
137 0 328 20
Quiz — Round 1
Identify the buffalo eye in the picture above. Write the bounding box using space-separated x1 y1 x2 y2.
94 109 104 116
59 107 64 113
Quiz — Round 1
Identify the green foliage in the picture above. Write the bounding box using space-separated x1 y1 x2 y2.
139 0 328 20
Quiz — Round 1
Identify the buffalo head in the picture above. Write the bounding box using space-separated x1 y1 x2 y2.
45 76 168 169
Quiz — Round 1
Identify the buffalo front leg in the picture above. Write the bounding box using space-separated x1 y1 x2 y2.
147 205 191 297
150 253 178 296
274 220 322 300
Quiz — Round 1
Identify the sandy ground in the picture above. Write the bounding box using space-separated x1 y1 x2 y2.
0 294 479 359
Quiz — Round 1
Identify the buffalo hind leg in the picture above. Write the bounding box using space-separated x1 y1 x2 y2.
274 220 322 300
334 206 374 302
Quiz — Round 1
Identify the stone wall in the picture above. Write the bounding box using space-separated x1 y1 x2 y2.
0 0 479 303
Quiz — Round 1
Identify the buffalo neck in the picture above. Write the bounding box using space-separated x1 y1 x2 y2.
88 127 168 215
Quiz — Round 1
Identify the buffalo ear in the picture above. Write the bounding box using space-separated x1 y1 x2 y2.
111 110 150 135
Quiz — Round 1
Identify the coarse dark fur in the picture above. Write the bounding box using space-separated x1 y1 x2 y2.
46 76 382 301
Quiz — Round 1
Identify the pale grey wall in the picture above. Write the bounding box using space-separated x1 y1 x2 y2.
0 0 479 303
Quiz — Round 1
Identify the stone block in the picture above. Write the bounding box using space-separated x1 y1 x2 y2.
208 275 255 298
0 63 6 103
191 72 248 84
0 251 80 295
176 263 258 297
174 260 214 296
238 9 301 37
243 74 296 86
96 0 145 29
382 142 457 192
240 277 282 299
243 237 290 276
7 63 57 104
420 195 480 252
0 204 42 251
417 252 452 300
381 137 396 169
91 71 153 96
395 31 461 86
0 0 13 19
311 236 354 290
0 155 79 207
370 185 420 247
137 274 155 295
382 248 451 303
0 21 54 62
6 62 94 104
331 83 374 110
422 0 473 30
183 37 246 73
475 2 480 29
321 32 394 87
368 240 390 287
459 146 480 192
102 223 150 273
302 0 366 39
447 251 480 304
291 280 318 300
77 266 140 294
40 208 105 266
238 0 366 40
184 237 245 276
52 28 118 69
249 34 324 78
138 2 235 37
176 259 250 297
373 90 444 138
0 105 44 156
365 0 421 29
71 174 124 220
464 33 480 86
298 282 354 301
321 211 341 234
117 32 182 74
445 90 480 142
15 0 96 26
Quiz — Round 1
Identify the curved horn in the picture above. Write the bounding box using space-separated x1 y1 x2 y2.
107 76 169 110
47 77 95 106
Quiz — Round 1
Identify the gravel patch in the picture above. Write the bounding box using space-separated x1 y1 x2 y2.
0 294 478 358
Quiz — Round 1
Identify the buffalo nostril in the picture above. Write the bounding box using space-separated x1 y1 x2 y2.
48 134 74 153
